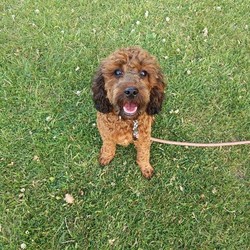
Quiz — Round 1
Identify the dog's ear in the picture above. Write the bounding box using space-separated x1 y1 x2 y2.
92 66 113 113
146 72 165 115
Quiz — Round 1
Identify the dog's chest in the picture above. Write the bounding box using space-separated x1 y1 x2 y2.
97 112 153 146
115 123 134 146
107 119 134 146
97 112 134 146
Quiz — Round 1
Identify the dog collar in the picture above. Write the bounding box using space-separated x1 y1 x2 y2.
133 120 139 140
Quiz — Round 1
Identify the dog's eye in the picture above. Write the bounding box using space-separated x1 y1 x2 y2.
140 70 148 77
114 69 123 77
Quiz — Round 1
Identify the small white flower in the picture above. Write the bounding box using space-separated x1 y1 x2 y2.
20 243 27 249
162 38 166 43
203 27 208 37
176 48 180 53
20 188 26 193
108 239 116 246
216 6 222 11
136 20 140 25
33 155 40 162
11 15 15 20
34 9 40 14
192 212 197 220
75 90 81 96
163 55 169 60
131 29 135 33
75 66 80 72
180 185 184 192
212 187 217 194
92 28 96 34
19 193 25 199
170 109 179 114
61 30 65 34
46 116 52 122
165 17 170 22
92 123 96 127
187 69 191 75
144 11 149 18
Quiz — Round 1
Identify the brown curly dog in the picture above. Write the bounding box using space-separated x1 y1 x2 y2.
92 47 165 178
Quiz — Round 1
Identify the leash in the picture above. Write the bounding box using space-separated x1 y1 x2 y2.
133 120 250 147
151 137 250 147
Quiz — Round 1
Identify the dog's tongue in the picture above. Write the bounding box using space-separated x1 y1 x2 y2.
123 103 138 115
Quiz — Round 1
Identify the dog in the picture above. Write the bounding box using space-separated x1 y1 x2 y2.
92 47 165 178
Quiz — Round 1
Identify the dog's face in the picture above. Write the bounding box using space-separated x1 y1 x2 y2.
92 47 165 119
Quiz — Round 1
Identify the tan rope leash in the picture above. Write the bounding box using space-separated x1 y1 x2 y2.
151 137 250 147
132 120 250 147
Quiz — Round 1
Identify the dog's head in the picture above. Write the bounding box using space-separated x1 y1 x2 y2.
92 47 165 119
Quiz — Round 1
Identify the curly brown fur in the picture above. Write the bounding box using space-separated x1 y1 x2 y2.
92 47 165 179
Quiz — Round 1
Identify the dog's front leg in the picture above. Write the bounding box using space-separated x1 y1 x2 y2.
99 140 116 166
135 138 154 179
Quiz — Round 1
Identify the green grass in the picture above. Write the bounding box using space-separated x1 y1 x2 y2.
0 0 249 249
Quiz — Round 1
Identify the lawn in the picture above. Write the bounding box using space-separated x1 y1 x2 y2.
0 0 249 249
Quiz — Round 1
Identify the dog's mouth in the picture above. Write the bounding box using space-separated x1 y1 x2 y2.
123 102 138 116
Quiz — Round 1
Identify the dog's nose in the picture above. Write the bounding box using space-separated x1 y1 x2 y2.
124 87 139 98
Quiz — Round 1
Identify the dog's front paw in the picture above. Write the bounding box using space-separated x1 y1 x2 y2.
140 165 154 179
99 145 115 166
99 155 114 166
